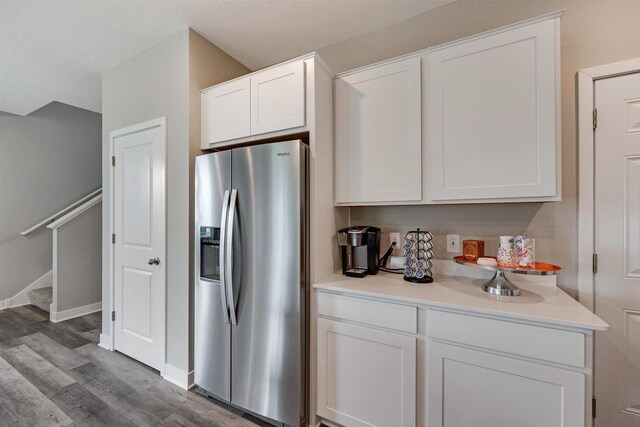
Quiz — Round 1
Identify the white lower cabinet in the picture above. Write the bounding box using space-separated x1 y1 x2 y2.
317 317 416 427
427 341 585 427
315 290 592 427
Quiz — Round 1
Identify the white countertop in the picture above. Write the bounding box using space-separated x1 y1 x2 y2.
314 272 609 332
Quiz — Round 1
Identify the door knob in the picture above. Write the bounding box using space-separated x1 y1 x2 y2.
148 257 160 265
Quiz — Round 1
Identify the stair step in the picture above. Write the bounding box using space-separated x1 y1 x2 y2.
28 287 52 313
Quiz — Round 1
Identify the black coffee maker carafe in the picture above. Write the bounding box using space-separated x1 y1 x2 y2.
337 226 381 278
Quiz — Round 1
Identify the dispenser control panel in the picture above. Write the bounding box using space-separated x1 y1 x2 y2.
200 227 220 245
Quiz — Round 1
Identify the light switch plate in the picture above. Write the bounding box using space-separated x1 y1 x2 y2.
447 234 460 253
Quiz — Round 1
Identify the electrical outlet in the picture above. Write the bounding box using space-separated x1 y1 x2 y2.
389 232 401 251
447 234 460 253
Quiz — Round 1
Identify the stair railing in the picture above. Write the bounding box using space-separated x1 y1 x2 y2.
21 188 102 236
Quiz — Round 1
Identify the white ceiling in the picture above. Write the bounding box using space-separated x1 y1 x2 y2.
0 0 454 116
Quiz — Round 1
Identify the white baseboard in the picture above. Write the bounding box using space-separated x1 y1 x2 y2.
163 363 195 390
98 334 112 350
50 302 101 323
1 270 54 310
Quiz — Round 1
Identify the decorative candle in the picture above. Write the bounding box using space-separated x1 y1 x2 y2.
497 236 518 267
515 235 535 267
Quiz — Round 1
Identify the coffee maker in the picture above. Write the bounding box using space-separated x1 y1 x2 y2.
338 226 381 278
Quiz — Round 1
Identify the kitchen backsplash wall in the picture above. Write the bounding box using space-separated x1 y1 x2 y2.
349 203 573 294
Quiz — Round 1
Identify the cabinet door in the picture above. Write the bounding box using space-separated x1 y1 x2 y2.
250 60 305 136
317 318 416 427
202 79 250 147
428 342 584 427
335 57 422 204
426 18 558 201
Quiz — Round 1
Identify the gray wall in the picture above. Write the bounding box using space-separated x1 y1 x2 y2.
0 102 101 301
102 29 248 374
55 202 102 312
102 29 190 371
317 0 640 297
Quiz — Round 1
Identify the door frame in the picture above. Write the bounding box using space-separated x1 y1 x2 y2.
577 58 640 312
108 117 167 375
578 58 640 426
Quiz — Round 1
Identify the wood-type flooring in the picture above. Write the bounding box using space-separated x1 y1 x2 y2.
0 306 268 427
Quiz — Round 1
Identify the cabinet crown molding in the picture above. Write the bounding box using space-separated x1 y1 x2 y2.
201 51 333 94
335 9 565 79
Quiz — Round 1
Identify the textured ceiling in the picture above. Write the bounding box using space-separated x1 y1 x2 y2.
0 0 454 115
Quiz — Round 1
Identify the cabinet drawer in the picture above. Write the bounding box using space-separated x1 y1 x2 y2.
427 310 585 368
317 292 417 334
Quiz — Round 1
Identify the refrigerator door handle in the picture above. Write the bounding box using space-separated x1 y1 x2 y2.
226 188 239 326
219 190 231 324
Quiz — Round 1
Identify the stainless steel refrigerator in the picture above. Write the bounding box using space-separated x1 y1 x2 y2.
194 140 308 427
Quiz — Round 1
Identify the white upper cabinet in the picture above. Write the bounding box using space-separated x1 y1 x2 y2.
202 79 251 145
426 17 559 201
251 60 306 136
201 57 310 149
333 12 561 205
335 57 422 204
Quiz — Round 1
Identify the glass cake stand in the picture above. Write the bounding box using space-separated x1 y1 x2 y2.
453 256 561 296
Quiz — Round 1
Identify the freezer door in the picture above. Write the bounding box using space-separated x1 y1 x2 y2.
230 140 307 426
194 151 232 401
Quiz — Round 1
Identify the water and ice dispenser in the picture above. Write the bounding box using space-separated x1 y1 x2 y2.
200 226 221 281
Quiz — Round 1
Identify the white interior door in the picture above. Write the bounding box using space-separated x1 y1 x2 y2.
112 118 166 372
594 72 640 426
